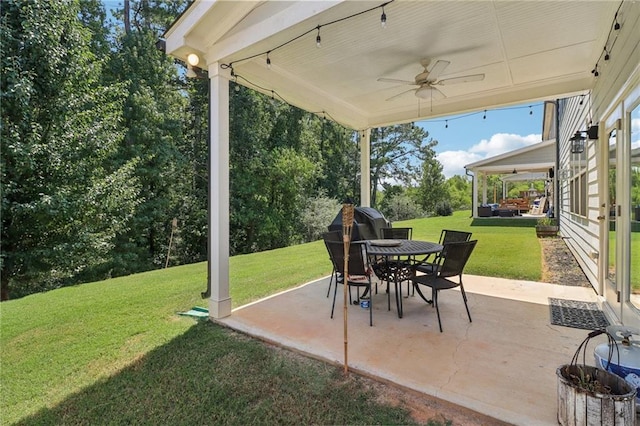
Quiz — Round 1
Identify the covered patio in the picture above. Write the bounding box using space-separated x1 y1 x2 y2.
162 1 628 422
466 139 557 218
163 0 617 318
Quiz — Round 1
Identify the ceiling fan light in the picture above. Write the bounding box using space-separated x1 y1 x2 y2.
415 86 433 99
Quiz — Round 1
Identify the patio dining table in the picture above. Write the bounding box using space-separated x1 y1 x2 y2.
366 239 443 318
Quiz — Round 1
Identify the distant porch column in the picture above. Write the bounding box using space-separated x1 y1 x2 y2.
472 171 478 217
208 62 232 319
360 128 371 207
482 173 488 204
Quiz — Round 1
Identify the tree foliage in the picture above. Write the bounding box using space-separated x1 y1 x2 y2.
417 155 449 214
370 124 436 208
446 175 472 210
1 0 139 299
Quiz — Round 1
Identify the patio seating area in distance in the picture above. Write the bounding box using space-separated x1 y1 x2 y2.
218 273 606 425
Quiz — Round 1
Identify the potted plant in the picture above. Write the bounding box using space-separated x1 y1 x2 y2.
535 217 558 238
557 330 636 425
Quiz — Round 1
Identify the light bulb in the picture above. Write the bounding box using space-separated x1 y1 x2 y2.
380 8 387 28
187 53 200 66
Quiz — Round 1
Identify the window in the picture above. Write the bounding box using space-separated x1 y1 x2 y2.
569 148 587 216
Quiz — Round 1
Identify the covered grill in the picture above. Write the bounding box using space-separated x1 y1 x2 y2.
328 207 390 241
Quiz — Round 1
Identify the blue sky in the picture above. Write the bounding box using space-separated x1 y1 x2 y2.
418 102 544 178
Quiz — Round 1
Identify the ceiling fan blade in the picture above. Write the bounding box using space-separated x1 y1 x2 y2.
427 60 450 81
437 73 485 85
377 77 416 85
385 88 415 101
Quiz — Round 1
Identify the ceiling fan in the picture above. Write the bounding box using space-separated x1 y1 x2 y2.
377 59 485 101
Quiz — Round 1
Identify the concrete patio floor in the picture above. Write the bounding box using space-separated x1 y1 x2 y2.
217 274 609 425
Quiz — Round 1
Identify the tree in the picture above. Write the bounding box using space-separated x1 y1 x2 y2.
1 0 139 299
229 87 321 253
105 1 190 274
370 124 437 208
313 119 359 204
417 156 449 214
446 175 472 210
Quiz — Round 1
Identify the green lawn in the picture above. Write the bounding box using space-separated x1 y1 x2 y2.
1 210 539 424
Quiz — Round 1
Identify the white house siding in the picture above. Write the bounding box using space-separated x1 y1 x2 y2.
558 96 600 290
557 3 640 308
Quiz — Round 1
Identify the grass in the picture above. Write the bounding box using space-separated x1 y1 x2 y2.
1 210 539 424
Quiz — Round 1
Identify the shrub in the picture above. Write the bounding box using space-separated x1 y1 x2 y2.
536 217 557 226
299 194 342 242
435 200 453 216
381 194 423 221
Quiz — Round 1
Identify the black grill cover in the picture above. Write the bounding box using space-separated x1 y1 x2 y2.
328 207 390 241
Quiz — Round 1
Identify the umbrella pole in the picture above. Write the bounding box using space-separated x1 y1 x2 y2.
342 202 354 375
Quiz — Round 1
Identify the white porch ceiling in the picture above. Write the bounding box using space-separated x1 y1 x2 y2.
165 0 619 130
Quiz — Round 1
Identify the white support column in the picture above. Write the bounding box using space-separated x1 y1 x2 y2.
472 172 478 218
208 62 232 319
360 129 371 207
482 173 488 204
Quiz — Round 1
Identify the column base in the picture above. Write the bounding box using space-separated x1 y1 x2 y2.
208 296 232 318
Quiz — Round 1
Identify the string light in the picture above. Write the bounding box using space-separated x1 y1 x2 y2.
413 104 540 131
591 0 624 79
483 110 486 120
266 51 271 69
221 1 394 71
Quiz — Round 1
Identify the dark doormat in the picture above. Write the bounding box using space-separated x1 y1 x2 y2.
549 298 610 330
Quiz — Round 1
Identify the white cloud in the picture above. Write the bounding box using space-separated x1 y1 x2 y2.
437 150 483 178
438 133 541 178
469 133 540 156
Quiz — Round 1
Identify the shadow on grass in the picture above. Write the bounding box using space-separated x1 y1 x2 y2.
470 218 537 227
16 321 417 426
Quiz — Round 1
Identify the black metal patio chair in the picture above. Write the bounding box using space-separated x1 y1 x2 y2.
326 240 374 326
322 231 342 297
411 240 477 332
414 229 472 275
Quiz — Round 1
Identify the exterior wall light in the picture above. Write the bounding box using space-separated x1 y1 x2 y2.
187 53 200 66
570 131 586 154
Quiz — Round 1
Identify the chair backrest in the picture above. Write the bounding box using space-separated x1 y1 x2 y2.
437 240 477 279
381 227 412 240
531 196 546 214
325 241 369 276
322 231 342 269
439 229 472 244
